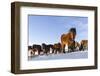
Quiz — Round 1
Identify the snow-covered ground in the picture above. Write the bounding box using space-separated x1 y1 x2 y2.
28 50 88 61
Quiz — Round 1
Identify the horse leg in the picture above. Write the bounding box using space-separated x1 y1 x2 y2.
54 50 56 54
47 48 50 55
73 41 76 52
65 44 69 53
62 44 66 53
46 51 48 55
30 51 33 57
32 50 35 55
52 48 54 54
59 48 61 53
55 49 57 54
49 48 51 54
38 50 40 55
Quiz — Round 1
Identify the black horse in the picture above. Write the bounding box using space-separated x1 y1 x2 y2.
32 44 43 55
42 43 54 55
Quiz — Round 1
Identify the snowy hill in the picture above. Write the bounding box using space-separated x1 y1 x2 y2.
28 50 88 61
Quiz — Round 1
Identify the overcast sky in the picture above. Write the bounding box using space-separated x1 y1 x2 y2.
28 15 88 45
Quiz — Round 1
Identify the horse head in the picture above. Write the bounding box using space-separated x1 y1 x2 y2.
69 28 76 41
69 28 76 35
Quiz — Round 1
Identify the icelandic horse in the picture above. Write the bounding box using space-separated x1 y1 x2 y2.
61 28 76 53
79 40 88 51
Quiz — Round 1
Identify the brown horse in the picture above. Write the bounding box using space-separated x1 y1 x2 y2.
53 43 62 54
79 40 88 51
61 28 76 53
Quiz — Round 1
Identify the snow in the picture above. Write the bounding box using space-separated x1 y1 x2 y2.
28 50 88 61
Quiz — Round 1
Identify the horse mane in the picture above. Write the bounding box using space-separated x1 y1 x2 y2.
69 28 76 35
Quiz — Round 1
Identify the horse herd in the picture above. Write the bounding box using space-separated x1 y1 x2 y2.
28 28 88 56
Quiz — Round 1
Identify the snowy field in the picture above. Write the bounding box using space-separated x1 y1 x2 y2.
28 50 88 61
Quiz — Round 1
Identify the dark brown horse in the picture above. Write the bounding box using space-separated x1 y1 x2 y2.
61 28 76 53
68 41 80 52
42 43 54 55
32 44 43 55
28 46 35 56
53 43 62 54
